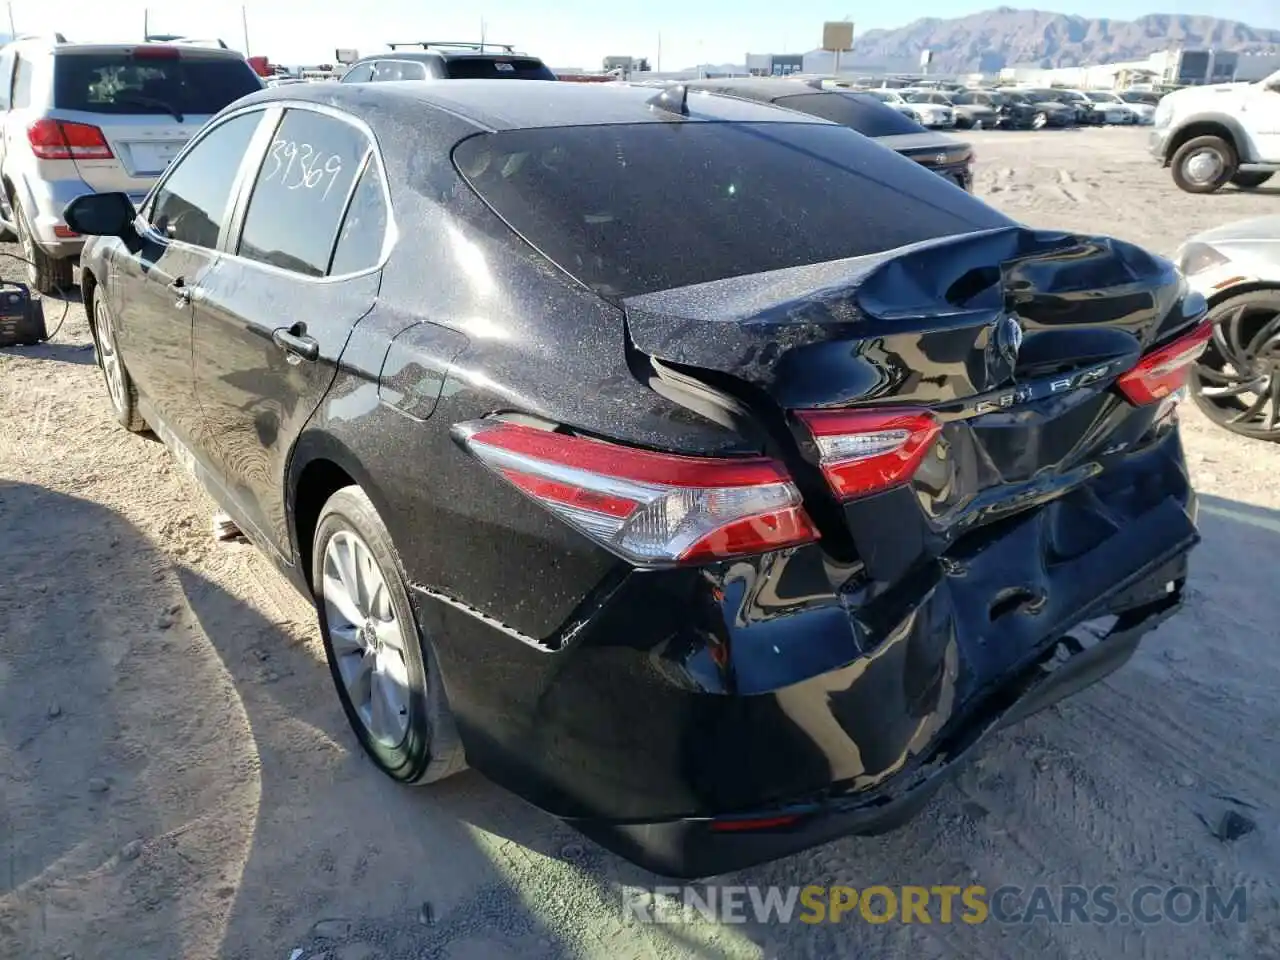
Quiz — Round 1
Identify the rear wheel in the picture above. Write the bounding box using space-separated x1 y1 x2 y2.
14 198 74 295
1170 135 1237 194
312 486 466 784
1230 171 1274 190
1189 289 1280 441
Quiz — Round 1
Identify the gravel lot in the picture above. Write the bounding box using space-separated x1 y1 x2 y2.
2 126 1280 960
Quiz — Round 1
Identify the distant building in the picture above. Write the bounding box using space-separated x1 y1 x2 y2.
745 50 917 78
999 46 1277 90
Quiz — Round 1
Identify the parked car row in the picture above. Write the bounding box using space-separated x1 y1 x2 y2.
53 71 1216 880
843 82 1159 130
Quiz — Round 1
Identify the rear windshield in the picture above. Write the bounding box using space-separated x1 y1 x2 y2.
772 92 924 137
454 122 1008 299
444 57 555 80
53 52 264 116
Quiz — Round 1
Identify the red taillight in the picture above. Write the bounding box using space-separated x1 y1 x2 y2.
709 814 801 833
797 408 941 502
454 420 820 567
28 119 114 161
1115 320 1213 406
133 45 180 59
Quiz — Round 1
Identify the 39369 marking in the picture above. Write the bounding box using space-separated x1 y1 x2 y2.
262 139 345 200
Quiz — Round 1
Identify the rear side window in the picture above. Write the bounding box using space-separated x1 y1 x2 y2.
454 123 1008 299
772 93 923 137
444 57 555 80
329 160 389 275
372 60 428 81
341 62 374 83
52 52 264 116
236 108 371 277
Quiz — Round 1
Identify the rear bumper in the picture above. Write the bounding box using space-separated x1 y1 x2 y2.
575 579 1185 878
13 175 147 258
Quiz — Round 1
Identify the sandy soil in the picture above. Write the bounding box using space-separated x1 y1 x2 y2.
2 127 1280 960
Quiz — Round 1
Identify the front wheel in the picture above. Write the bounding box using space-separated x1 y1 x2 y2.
1189 289 1280 441
1230 171 1274 190
1170 135 1237 194
92 294 147 432
312 485 466 784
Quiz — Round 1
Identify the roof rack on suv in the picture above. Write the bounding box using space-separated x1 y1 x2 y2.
386 40 517 54
146 35 231 49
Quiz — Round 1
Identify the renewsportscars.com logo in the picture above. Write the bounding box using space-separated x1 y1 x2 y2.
622 884 1248 926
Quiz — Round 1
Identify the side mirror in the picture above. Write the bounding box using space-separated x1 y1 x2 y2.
63 192 137 238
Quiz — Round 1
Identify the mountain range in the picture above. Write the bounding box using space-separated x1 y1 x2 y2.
842 8 1280 74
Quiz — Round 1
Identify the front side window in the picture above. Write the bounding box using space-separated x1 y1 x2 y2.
372 60 427 81
149 111 262 248
236 108 372 277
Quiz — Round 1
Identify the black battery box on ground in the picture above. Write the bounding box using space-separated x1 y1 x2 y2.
0 281 46 347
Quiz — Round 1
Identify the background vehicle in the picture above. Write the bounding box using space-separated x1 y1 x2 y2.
339 41 555 82
897 88 957 128
683 78 976 190
946 89 1000 129
1177 216 1280 440
1067 89 1134 124
1150 68 1280 194
70 79 1201 879
1119 90 1160 124
0 37 264 292
1048 89 1104 125
996 89 1075 128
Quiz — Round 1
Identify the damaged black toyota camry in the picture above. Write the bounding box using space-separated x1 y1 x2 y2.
67 79 1206 879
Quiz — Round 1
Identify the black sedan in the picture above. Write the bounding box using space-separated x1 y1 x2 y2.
996 88 1077 128
682 78 975 191
67 79 1204 879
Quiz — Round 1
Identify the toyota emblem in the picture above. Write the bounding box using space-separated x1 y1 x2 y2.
936 153 949 165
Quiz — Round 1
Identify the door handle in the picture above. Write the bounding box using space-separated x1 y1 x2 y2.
167 278 191 306
272 324 319 363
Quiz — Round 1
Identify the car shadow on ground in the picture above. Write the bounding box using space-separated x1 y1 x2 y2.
3 479 1277 960
0 480 599 960
0 340 96 366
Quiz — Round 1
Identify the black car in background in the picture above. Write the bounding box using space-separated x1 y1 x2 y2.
339 41 555 82
67 79 1204 879
682 78 975 191
996 88 1077 128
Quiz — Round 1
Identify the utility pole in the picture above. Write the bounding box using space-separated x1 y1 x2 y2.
241 5 250 56
656 32 661 72
480 16 486 51
6 2 15 38
143 7 148 39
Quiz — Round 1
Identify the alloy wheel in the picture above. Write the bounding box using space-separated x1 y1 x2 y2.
95 299 127 414
1190 295 1280 439
321 530 413 747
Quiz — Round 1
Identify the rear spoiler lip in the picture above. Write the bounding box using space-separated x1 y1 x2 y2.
621 225 1184 408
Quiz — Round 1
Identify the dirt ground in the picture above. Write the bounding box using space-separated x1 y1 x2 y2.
2 126 1280 960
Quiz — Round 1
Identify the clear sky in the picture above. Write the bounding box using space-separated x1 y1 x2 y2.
8 0 1280 72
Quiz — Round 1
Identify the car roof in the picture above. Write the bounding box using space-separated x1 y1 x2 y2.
353 49 546 65
2 38 245 59
238 78 837 132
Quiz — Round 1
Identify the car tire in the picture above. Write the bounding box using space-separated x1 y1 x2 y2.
1031 112 1048 129
0 187 17 243
1189 289 1280 442
91 292 147 433
312 485 467 785
1230 171 1274 190
14 198 74 295
1170 136 1237 194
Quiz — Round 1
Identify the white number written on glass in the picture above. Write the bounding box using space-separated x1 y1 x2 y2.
262 139 345 200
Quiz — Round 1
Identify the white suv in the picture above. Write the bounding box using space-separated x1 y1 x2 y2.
1149 68 1280 194
0 37 263 292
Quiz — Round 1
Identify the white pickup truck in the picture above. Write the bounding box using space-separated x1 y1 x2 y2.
1149 68 1280 194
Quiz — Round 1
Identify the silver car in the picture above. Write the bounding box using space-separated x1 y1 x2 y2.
1176 216 1280 440
0 37 263 292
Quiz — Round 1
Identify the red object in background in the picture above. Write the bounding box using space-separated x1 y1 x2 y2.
247 55 272 77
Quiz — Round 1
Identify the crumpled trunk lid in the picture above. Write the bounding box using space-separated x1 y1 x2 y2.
622 225 1202 569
